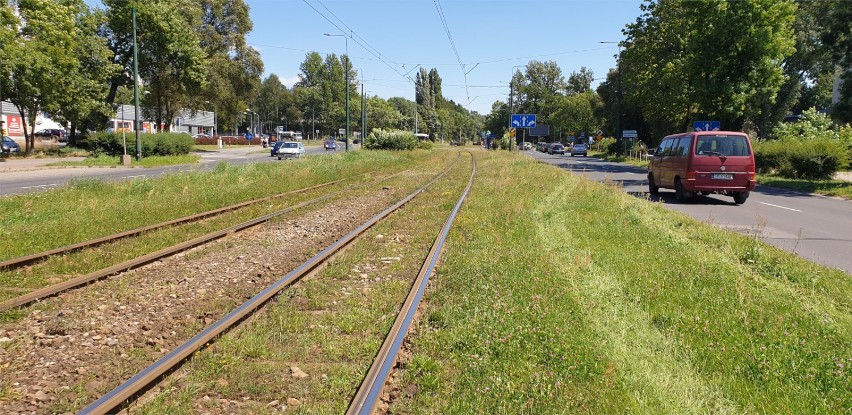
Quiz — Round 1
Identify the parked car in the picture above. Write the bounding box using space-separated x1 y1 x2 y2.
324 139 337 151
277 141 305 160
270 140 287 157
536 142 548 152
192 133 212 140
647 131 756 204
33 128 67 142
2 136 21 154
570 143 588 157
547 143 565 155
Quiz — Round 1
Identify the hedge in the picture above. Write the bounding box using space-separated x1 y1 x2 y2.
88 132 193 157
364 129 432 151
754 138 850 181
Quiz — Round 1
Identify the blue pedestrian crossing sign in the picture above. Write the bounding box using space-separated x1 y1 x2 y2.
693 121 720 132
511 114 537 128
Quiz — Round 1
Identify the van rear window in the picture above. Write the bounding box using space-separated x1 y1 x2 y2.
695 135 750 156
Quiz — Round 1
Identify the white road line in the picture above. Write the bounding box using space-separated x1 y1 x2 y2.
123 175 146 179
758 201 802 212
20 184 58 189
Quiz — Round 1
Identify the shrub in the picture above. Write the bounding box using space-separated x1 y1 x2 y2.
754 138 849 180
87 132 193 157
759 108 852 180
364 129 420 150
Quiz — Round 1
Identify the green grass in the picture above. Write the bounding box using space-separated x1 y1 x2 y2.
757 175 852 199
388 150 851 414
45 154 201 168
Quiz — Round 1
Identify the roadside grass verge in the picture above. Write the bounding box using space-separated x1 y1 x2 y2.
130 151 470 414
757 175 852 199
45 154 200 168
390 150 850 413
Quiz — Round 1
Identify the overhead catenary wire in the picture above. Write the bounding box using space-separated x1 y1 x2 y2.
433 0 472 106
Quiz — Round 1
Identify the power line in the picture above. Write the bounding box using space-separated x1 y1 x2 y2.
433 0 471 107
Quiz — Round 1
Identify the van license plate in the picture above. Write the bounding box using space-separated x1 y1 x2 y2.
712 173 733 180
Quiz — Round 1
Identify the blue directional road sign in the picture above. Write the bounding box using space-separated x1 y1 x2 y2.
693 121 721 132
511 114 537 128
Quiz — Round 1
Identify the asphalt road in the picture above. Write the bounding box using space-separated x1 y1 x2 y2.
0 145 332 197
528 150 852 274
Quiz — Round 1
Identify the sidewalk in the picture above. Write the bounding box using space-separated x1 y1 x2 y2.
0 156 87 173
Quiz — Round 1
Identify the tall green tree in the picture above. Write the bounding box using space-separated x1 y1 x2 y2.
1 0 92 152
196 0 263 134
566 67 595 95
519 60 565 124
821 0 852 122
622 0 796 136
102 0 209 130
552 92 602 138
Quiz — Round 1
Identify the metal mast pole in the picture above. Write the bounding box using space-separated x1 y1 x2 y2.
132 5 142 161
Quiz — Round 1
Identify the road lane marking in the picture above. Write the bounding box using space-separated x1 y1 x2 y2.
758 201 801 212
123 175 147 179
20 184 58 189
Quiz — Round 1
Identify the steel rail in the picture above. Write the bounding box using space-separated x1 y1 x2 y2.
77 153 462 415
347 152 476 415
0 168 415 312
0 179 344 270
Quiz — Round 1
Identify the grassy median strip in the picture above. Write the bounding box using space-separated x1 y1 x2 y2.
390 150 850 414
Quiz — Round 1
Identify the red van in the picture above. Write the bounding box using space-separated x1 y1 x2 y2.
647 131 756 204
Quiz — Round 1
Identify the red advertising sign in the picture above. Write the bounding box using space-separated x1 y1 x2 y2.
7 115 23 137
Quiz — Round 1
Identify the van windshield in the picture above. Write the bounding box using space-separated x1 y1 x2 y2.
695 135 750 156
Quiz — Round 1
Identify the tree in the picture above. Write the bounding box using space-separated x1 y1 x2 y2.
102 0 209 131
1 0 91 153
519 60 565 124
622 0 796 137
196 0 263 135
366 96 404 131
552 92 601 138
566 67 594 95
821 0 852 122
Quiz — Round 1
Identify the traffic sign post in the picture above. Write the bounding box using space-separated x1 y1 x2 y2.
693 121 720 132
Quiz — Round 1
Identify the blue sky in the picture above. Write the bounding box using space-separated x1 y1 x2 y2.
250 0 642 114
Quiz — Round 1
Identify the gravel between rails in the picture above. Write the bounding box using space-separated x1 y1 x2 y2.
0 175 418 415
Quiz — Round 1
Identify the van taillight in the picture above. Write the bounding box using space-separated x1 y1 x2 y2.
748 172 756 180
687 171 696 180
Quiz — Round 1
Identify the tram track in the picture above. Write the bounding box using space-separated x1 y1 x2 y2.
0 169 411 312
75 152 471 414
0 153 461 414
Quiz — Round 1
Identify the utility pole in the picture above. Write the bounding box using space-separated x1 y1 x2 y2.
132 4 142 161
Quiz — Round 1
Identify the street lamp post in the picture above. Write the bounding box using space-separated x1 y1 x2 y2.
600 41 623 154
325 33 349 151
205 100 220 148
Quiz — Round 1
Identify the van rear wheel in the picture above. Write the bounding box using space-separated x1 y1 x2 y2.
674 179 691 202
733 192 749 205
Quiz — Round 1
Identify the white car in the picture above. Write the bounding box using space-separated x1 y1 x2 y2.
277 141 304 160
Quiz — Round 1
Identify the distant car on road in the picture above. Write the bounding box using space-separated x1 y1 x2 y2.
192 133 212 140
570 143 588 157
277 141 305 160
520 142 532 150
33 129 66 142
2 136 21 154
547 143 565 155
324 139 337 151
270 140 287 157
